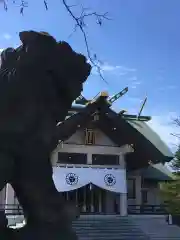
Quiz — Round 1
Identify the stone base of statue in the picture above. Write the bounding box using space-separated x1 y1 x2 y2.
0 222 77 240
14 224 77 240
0 206 79 240
0 212 13 239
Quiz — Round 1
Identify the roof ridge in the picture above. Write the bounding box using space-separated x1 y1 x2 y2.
69 106 151 121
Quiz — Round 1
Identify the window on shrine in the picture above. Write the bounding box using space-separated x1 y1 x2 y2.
127 178 136 199
57 153 87 164
92 154 119 165
85 128 96 145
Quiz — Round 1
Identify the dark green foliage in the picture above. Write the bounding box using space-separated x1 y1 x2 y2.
171 145 180 172
161 145 180 214
161 179 180 214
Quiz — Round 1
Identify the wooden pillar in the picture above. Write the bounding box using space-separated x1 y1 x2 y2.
119 153 127 216
135 173 142 205
87 153 92 164
120 193 128 216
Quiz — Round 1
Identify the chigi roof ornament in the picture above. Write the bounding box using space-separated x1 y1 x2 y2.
100 91 109 97
75 94 89 105
137 96 148 120
108 87 128 105
75 87 129 107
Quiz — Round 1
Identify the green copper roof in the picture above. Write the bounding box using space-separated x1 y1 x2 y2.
126 119 173 159
140 163 174 181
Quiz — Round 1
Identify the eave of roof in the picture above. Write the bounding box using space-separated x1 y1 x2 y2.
140 163 174 181
98 105 173 164
126 119 173 160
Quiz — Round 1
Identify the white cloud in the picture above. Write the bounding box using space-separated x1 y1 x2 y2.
128 76 142 89
102 64 136 73
148 112 180 152
127 97 142 103
130 81 141 89
133 81 141 85
101 64 120 72
92 62 136 76
158 85 177 91
129 76 138 81
2 33 12 40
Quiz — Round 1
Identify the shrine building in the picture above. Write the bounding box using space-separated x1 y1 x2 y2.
2 90 174 216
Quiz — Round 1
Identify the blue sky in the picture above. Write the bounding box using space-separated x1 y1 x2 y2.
0 0 180 151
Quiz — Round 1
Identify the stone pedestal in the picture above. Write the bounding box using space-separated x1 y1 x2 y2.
12 223 77 240
0 211 12 239
0 220 78 240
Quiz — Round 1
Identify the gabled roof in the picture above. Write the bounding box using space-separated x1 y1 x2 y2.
126 120 173 159
140 163 174 181
56 95 174 170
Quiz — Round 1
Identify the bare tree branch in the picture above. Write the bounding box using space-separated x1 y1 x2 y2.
1 0 28 13
174 118 180 127
20 1 28 15
171 133 180 139
171 117 180 141
1 0 110 83
1 0 8 11
44 0 48 10
62 0 109 83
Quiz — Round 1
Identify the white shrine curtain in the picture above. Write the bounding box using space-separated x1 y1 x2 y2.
53 167 91 192
53 167 127 193
91 168 127 193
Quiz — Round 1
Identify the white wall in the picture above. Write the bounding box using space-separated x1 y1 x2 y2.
95 129 118 146
65 129 117 146
64 129 84 145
